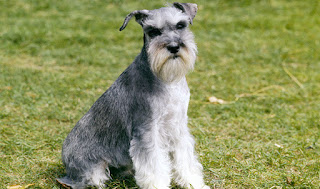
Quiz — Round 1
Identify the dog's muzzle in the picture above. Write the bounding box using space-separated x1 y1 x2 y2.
167 43 180 54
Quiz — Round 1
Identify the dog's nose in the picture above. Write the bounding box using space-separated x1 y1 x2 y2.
167 44 180 54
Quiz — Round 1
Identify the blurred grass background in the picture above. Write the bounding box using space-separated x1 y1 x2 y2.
0 0 319 188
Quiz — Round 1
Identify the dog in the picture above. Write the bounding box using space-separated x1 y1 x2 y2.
57 2 209 189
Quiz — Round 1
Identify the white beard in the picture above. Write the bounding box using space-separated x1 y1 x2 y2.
148 38 197 83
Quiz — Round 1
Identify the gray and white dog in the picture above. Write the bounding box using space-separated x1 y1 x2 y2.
57 2 209 189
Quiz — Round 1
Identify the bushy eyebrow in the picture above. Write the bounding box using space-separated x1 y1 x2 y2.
143 19 188 31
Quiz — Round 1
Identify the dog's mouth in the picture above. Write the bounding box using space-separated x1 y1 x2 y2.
168 53 181 60
172 54 179 59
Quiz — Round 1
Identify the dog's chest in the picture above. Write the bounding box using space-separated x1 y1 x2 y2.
149 78 190 146
153 78 189 117
164 79 190 113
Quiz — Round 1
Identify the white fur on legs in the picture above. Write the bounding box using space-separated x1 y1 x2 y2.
86 162 110 189
130 134 172 189
171 133 209 189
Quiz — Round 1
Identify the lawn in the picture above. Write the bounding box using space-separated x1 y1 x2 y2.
0 0 319 188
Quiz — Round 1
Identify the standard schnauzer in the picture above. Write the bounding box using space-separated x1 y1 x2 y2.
57 2 209 189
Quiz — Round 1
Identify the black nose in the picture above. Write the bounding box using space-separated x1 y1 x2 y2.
167 44 180 54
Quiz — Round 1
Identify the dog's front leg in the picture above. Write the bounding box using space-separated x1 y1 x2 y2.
129 128 171 189
171 132 209 189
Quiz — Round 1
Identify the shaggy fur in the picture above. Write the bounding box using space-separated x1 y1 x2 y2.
57 2 209 189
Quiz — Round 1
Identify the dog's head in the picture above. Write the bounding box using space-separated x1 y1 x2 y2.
120 3 198 83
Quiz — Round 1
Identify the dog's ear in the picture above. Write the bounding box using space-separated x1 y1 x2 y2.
173 2 197 25
119 10 150 31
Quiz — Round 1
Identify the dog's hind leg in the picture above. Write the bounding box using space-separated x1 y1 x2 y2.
85 161 110 189
57 161 110 189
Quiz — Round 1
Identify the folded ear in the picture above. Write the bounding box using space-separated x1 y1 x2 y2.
119 10 150 31
173 2 198 25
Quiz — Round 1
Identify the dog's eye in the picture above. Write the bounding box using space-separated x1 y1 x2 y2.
176 22 186 30
148 28 162 38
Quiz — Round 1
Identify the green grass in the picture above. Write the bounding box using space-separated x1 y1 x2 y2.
1 0 319 188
